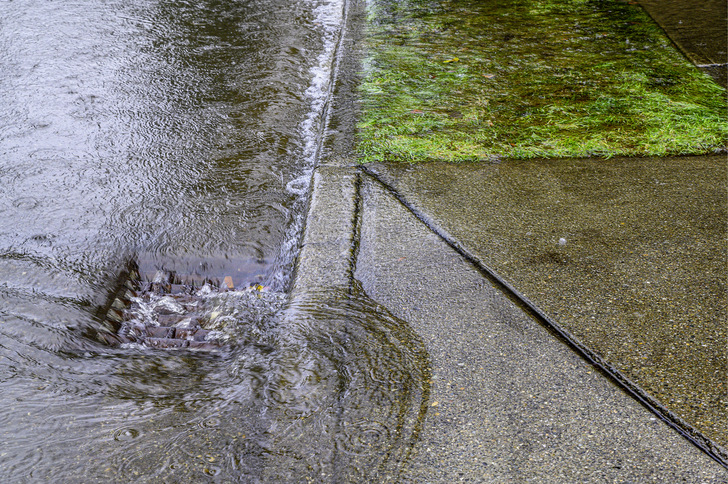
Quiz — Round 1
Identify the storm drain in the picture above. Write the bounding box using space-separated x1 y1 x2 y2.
95 261 266 350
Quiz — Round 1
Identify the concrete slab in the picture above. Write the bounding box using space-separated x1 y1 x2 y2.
638 0 727 87
291 166 359 296
365 155 727 459
353 175 726 480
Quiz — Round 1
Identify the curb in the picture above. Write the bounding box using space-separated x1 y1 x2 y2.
289 0 366 299
290 165 359 298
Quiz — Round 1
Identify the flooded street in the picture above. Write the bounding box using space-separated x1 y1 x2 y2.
1 0 724 479
0 0 337 292
0 0 429 480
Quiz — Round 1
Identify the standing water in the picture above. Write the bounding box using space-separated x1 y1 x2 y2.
0 0 429 481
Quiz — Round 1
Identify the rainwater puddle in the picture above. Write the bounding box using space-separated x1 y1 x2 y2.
0 0 430 480
1 287 429 482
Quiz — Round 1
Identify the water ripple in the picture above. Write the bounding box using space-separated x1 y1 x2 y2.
0 0 418 480
262 286 432 481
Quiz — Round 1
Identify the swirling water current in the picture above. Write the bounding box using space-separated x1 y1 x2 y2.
0 0 429 480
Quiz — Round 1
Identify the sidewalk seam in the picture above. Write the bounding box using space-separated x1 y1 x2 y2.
360 164 728 468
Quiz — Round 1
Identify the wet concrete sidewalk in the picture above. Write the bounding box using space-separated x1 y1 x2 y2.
291 155 727 480
638 0 727 87
365 155 727 455
287 0 728 478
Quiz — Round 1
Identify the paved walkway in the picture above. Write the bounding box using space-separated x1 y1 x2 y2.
287 0 728 479
638 0 727 87
290 156 726 481
365 156 727 455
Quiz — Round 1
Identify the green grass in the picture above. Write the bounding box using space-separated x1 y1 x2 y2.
357 0 728 162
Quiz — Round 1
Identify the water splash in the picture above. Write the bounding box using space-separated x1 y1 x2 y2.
4 283 430 482
271 0 349 291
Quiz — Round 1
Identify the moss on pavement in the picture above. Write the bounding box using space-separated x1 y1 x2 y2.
357 0 728 162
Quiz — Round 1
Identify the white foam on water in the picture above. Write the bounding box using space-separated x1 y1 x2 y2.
117 282 287 347
286 174 310 195
286 0 344 194
274 0 347 291
299 0 345 166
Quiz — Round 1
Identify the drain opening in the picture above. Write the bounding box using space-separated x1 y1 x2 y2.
94 260 268 351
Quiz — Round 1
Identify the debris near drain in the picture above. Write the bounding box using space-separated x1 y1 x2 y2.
94 261 268 351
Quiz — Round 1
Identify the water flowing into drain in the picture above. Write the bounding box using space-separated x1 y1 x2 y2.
5 286 430 481
88 0 348 350
0 0 432 480
83 289 428 481
87 0 348 351
93 260 280 350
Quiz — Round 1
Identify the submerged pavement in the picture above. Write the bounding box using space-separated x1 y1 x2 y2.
287 0 727 478
291 154 727 480
638 0 727 87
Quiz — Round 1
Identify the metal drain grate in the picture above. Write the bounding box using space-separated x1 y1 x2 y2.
95 261 250 350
